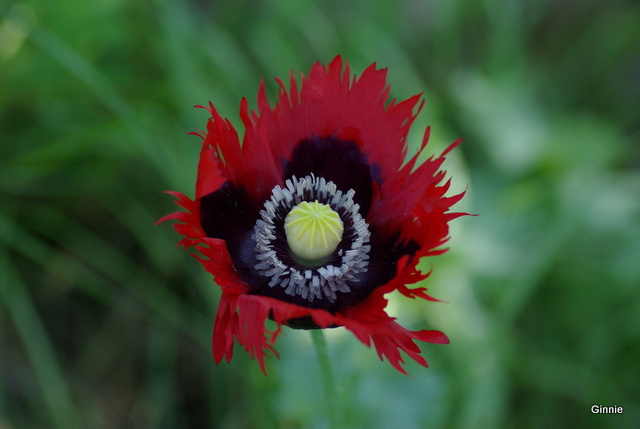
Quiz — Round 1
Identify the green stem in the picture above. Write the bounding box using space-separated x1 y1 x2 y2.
310 330 338 429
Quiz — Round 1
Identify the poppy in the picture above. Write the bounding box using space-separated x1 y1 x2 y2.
159 56 467 374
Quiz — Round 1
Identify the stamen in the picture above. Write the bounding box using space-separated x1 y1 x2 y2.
253 175 371 304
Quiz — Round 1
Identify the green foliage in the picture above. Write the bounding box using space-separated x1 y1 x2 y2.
1 0 639 428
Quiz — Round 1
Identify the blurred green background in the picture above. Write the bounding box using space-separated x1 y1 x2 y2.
1 0 639 428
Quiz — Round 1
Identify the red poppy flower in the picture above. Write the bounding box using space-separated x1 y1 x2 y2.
159 56 467 374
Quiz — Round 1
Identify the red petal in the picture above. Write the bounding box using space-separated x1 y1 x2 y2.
336 289 449 374
207 56 437 207
195 138 226 199
209 283 449 375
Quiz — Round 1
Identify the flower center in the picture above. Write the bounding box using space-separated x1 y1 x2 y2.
284 201 344 265
253 175 371 304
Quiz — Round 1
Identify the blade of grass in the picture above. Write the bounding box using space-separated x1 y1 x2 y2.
0 249 81 429
0 208 210 344
27 25 191 190
146 315 179 429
